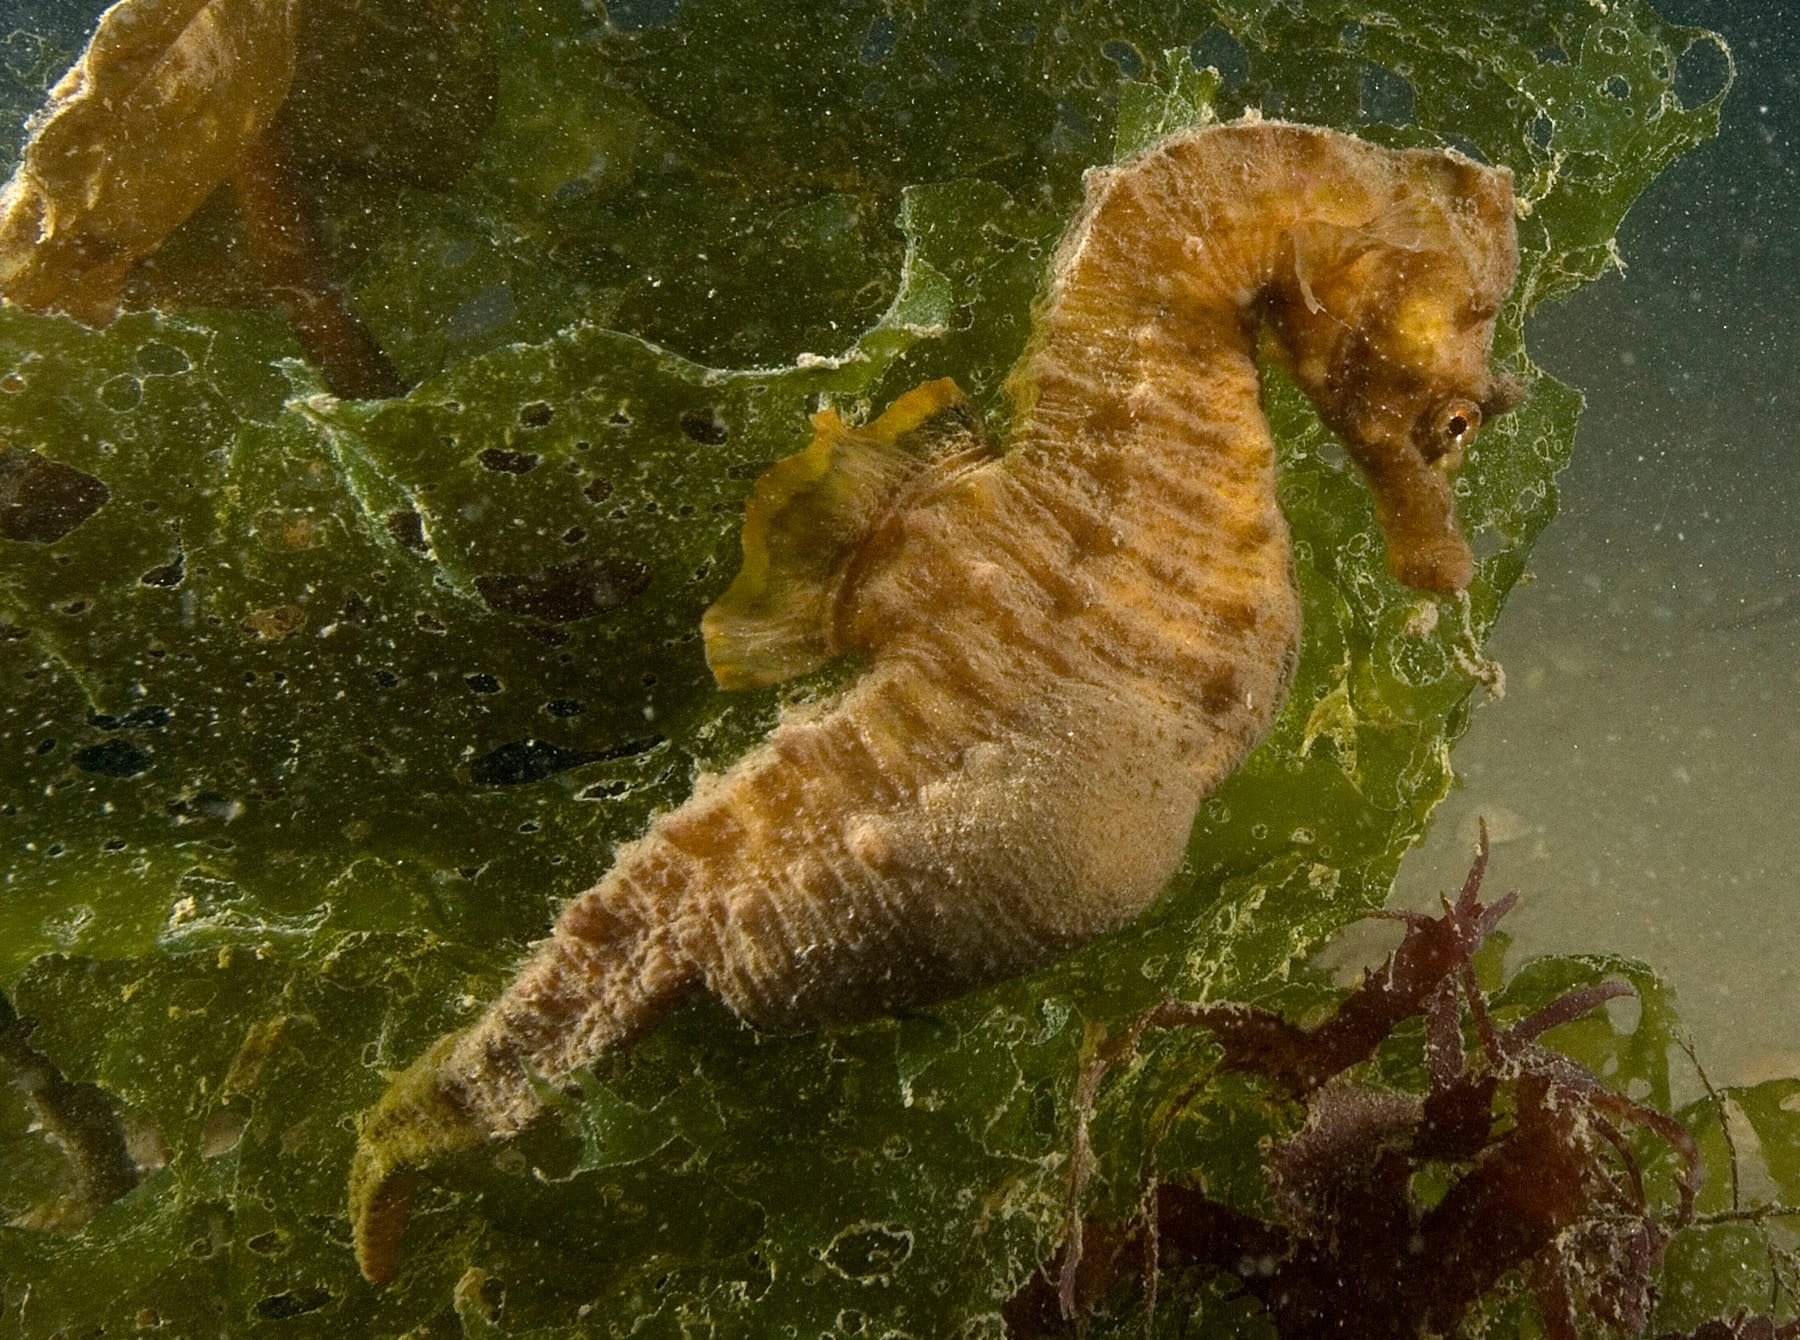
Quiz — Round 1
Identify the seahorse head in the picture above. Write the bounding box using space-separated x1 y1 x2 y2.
1271 145 1521 594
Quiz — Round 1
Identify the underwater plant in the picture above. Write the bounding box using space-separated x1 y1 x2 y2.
1005 827 1704 1338
0 1 1768 1336
0 0 493 397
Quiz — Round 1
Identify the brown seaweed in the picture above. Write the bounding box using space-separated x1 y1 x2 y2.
1003 826 1703 1339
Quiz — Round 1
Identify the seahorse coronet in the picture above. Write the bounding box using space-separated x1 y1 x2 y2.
349 116 1521 1283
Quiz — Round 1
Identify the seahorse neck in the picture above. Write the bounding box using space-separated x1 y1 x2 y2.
1002 122 1369 477
1005 311 1269 487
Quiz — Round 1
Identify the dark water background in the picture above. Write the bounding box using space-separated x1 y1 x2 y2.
1 0 1790 1079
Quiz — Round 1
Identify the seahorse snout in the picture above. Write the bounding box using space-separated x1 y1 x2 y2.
1389 530 1473 595
1359 448 1475 594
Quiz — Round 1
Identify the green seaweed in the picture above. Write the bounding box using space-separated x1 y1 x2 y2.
0 0 1749 1335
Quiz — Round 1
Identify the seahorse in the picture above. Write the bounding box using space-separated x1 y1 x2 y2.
349 118 1520 1282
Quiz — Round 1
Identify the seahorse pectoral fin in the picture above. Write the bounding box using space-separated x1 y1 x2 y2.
349 1033 490 1284
702 378 989 689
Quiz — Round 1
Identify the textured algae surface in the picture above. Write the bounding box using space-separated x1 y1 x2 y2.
0 0 1747 1335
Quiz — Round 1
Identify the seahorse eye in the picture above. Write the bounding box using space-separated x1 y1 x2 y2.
1446 400 1481 442
1420 399 1481 465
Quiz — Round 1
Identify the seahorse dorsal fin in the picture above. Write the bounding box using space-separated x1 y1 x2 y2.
703 378 986 690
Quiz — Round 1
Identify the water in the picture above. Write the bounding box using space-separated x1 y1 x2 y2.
0 0 1789 1331
1384 0 1800 1087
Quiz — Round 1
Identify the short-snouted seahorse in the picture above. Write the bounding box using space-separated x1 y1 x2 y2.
350 118 1521 1282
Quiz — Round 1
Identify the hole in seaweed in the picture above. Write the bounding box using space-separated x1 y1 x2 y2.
74 739 153 777
1529 114 1553 148
517 401 554 429
140 552 185 587
468 735 662 786
385 510 430 554
0 448 110 543
1439 132 1487 164
98 374 141 411
1471 526 1507 562
583 478 614 505
1537 44 1568 64
89 705 169 730
478 447 540 474
562 526 586 544
475 556 650 623
1602 74 1630 100
1358 61 1415 126
136 342 191 376
465 673 502 694
1102 39 1144 79
1674 35 1729 108
860 14 897 64
253 1288 332 1321
1603 991 1642 1036
201 1107 247 1158
543 699 586 717
1190 26 1249 89
824 1224 913 1282
678 410 729 445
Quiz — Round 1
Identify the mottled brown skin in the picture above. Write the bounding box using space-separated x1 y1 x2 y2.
350 120 1520 1282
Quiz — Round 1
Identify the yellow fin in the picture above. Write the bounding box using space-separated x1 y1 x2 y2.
703 378 985 690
